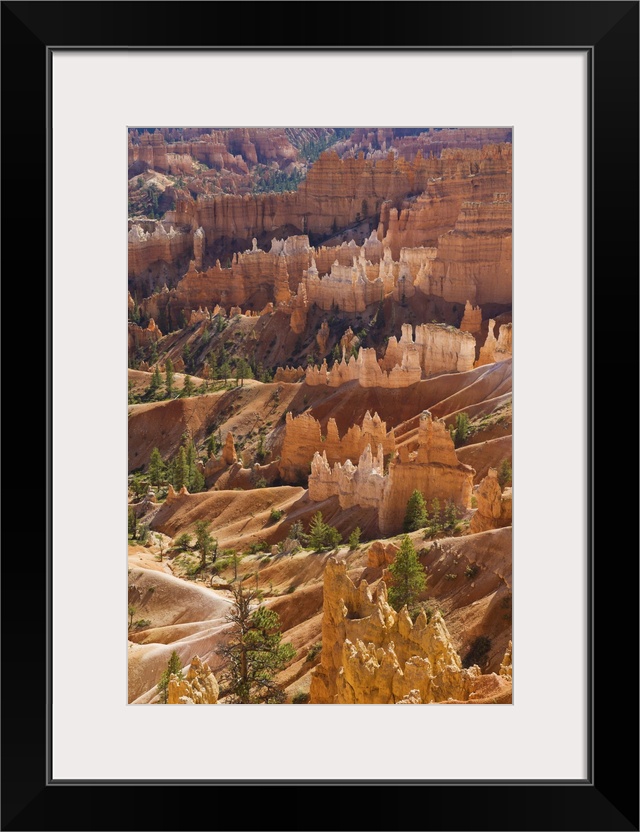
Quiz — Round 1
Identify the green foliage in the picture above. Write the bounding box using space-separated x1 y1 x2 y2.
443 499 459 532
128 506 137 539
130 471 149 500
137 523 150 544
216 584 296 703
450 412 471 447
387 535 427 614
497 458 512 489
288 521 309 547
256 433 267 463
348 527 362 550
403 490 428 532
156 650 183 704
194 520 217 568
148 364 162 395
181 374 195 397
235 358 252 387
164 357 175 396
308 512 342 552
465 563 479 579
173 532 192 552
172 447 188 490
305 642 322 663
269 508 284 523
292 691 310 703
148 447 165 488
207 431 221 457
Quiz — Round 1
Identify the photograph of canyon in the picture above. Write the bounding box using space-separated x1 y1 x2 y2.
128 127 513 705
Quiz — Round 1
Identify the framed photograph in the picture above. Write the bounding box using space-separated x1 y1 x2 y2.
3 2 637 830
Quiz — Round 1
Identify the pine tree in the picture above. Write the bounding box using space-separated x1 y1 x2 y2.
149 364 162 394
156 650 183 704
444 499 459 531
148 447 164 487
194 519 217 568
216 584 296 703
403 490 428 532
308 511 341 551
165 357 175 397
172 447 188 490
348 527 362 550
429 498 442 533
387 535 427 615
497 458 512 489
182 374 194 397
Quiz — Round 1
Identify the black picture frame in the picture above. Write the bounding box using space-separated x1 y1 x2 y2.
2 2 638 830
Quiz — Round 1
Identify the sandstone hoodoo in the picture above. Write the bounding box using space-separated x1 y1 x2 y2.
128 127 512 708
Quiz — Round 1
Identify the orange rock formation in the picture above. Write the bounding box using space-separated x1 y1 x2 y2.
309 559 481 704
279 410 395 483
167 655 219 704
469 468 512 533
309 411 474 535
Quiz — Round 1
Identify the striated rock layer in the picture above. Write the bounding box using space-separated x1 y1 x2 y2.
310 559 481 704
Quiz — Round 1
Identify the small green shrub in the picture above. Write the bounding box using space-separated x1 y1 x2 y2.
286 585 296 594
465 564 479 579
305 643 322 663
348 527 362 550
292 691 310 704
444 573 458 581
269 508 284 523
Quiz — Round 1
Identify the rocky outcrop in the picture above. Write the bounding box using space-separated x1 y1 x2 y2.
316 320 330 355
273 366 305 383
128 318 163 353
309 411 474 535
128 222 193 278
309 559 481 704
367 540 399 568
499 641 512 681
193 227 205 269
476 320 513 367
469 468 512 533
279 410 395 483
173 144 511 251
460 300 482 333
339 327 360 355
305 346 421 389
167 656 219 704
304 325 473 390
222 432 237 465
381 323 476 377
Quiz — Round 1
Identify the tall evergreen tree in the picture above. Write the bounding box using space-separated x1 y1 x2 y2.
387 535 427 615
148 447 164 487
172 447 188 490
165 357 175 397
194 519 217 567
403 490 428 532
216 584 296 703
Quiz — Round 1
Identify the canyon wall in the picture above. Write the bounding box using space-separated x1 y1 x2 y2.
309 411 474 535
128 222 194 278
304 324 474 389
279 410 395 483
173 145 512 248
309 559 481 704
